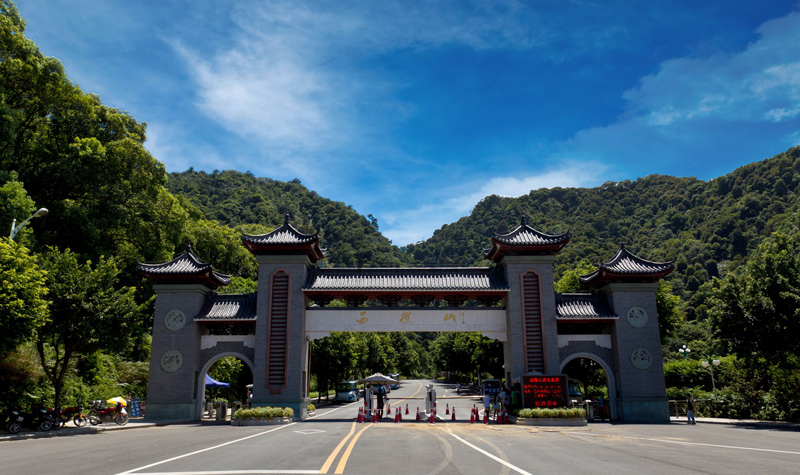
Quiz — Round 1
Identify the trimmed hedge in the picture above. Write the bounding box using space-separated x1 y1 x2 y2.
233 406 294 420
513 408 586 419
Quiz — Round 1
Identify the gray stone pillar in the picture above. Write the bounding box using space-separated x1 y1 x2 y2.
252 255 311 419
500 255 560 382
602 282 669 423
145 284 209 420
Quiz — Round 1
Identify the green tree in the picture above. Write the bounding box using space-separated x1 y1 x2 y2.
37 247 145 409
0 239 48 356
554 258 595 293
183 219 257 278
0 173 38 245
656 279 682 342
1 4 185 266
710 232 800 364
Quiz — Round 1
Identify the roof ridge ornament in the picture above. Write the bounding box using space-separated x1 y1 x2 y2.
520 214 529 226
284 213 291 225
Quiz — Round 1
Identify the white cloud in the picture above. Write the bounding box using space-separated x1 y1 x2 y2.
625 12 800 126
169 0 641 172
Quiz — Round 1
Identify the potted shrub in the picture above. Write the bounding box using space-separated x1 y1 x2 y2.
231 406 295 426
511 407 587 426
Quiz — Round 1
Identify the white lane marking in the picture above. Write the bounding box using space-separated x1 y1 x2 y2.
570 432 800 456
621 436 800 455
116 423 298 474
117 402 360 475
130 471 319 474
447 430 534 475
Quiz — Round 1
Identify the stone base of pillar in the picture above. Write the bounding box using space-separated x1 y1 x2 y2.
616 397 670 423
144 402 196 421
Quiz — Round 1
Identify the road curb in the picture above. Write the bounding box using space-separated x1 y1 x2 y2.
0 419 189 442
671 417 800 431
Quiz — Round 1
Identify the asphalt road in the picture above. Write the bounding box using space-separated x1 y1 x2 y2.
2 379 799 475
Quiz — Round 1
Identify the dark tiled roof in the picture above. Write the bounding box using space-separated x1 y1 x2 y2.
580 243 674 287
137 246 231 289
484 216 570 261
194 293 257 321
304 267 509 292
241 214 325 261
556 293 617 319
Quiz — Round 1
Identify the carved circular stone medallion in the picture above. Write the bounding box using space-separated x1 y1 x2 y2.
630 348 652 370
160 350 183 373
164 309 186 331
626 306 648 328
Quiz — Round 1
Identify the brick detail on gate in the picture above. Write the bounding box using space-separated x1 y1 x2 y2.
521 271 545 373
266 271 290 393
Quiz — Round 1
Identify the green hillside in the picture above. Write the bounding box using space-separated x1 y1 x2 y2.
167 169 412 268
407 146 800 318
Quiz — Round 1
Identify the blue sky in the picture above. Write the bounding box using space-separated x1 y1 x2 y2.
14 0 800 245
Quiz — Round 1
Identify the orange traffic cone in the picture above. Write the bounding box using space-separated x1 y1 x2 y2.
505 408 510 424
357 407 364 423
429 411 434 423
470 409 475 423
416 407 420 421
405 403 409 415
451 408 456 421
395 408 400 423
483 409 488 424
446 403 450 415
372 410 378 423
399 407 403 422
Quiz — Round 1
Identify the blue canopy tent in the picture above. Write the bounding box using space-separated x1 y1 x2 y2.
205 374 230 388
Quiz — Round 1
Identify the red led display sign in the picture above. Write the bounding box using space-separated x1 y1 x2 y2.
522 374 568 408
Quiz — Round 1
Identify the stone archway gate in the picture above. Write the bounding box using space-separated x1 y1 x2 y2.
138 215 674 422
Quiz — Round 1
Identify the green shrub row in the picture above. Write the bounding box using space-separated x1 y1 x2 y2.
512 407 586 419
233 406 294 420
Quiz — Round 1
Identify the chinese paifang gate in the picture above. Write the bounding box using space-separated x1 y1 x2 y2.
138 215 673 422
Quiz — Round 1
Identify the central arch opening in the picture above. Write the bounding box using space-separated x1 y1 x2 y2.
308 331 504 404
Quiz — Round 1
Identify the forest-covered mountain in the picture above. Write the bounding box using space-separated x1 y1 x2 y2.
167 170 412 268
169 146 800 324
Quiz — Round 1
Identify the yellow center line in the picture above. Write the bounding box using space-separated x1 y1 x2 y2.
386 380 423 413
321 381 425 474
319 421 357 474
335 424 373 474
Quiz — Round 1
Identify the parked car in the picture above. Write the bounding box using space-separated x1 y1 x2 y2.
335 381 361 402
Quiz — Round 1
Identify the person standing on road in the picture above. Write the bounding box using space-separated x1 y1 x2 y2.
376 384 385 417
483 392 491 415
686 394 696 425
498 388 508 409
510 386 519 409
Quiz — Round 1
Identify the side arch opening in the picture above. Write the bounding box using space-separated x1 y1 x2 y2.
196 353 255 421
560 353 616 421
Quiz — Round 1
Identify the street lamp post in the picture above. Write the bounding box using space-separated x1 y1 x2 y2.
9 208 48 240
701 357 721 393
678 345 691 359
